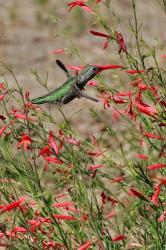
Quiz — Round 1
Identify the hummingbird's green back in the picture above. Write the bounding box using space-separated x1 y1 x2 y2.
31 76 75 104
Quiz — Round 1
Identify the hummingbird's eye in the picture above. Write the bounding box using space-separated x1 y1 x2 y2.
92 67 97 71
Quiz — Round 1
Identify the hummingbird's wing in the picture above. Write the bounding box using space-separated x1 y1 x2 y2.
31 78 75 104
56 60 71 78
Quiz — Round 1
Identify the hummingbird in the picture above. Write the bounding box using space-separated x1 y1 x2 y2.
31 60 119 105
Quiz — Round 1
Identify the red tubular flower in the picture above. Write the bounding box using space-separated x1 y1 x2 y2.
88 164 104 171
144 132 164 140
78 241 91 250
136 102 157 117
108 196 118 206
87 80 97 86
17 134 32 151
111 176 125 183
12 226 27 233
161 54 166 58
54 214 77 220
115 32 127 54
112 95 128 104
0 83 6 90
39 146 52 157
98 64 124 70
125 70 144 75
64 137 80 146
0 91 8 101
135 154 148 160
112 235 126 242
158 210 166 222
101 97 111 109
90 30 110 38
151 186 160 206
11 111 36 121
0 114 6 120
53 202 75 208
44 157 64 165
86 150 103 157
1 197 25 213
67 1 95 15
147 163 166 170
0 125 8 137
106 211 117 219
52 48 65 54
67 65 84 71
128 188 147 201
115 91 132 97
101 192 106 205
48 131 59 156
90 30 112 49
124 97 137 120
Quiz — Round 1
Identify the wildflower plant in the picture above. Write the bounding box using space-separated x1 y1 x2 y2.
0 0 165 249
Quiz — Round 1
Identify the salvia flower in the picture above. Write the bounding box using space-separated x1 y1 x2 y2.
125 69 144 75
78 241 91 250
17 134 32 151
44 157 64 165
67 1 95 15
136 102 157 118
115 32 127 54
135 154 148 160
0 197 25 213
158 210 166 222
90 30 111 49
0 125 8 137
112 235 126 242
147 163 166 170
151 186 160 206
53 202 75 208
128 188 147 201
52 48 65 54
0 91 8 101
54 214 77 220
48 131 59 156
144 131 164 140
88 164 105 171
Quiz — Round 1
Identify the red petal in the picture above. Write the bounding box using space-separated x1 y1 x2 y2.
53 214 77 220
49 131 59 156
112 235 126 242
82 5 96 14
87 81 97 86
53 202 75 208
99 64 124 70
135 154 148 160
90 30 110 38
161 54 166 58
136 103 157 117
147 163 166 170
52 48 65 54
78 241 91 250
88 164 104 171
0 125 7 136
1 197 25 212
151 186 160 206
67 65 84 71
144 132 164 140
125 70 144 74
44 157 64 164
